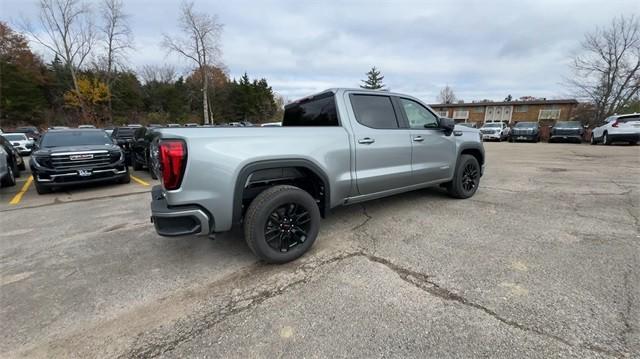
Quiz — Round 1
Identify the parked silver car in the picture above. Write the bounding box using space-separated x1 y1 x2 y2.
149 88 485 263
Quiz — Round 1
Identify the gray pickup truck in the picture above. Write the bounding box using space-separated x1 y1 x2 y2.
149 88 485 263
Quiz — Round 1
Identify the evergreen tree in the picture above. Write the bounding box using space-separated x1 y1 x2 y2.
360 67 386 90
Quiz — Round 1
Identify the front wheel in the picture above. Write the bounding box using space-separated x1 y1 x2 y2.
603 132 611 145
590 134 597 145
446 154 481 199
244 185 321 264
34 180 51 194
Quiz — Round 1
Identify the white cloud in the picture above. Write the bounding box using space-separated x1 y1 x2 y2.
2 0 635 103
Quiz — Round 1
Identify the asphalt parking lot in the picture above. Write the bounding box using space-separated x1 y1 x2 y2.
1 142 639 358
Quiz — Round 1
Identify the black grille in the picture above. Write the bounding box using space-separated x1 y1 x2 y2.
512 129 534 135
553 129 579 135
50 152 112 170
481 129 495 134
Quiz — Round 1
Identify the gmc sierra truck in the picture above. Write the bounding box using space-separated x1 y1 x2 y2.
149 88 485 263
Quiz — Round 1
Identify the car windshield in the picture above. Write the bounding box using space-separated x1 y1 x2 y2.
484 123 501 128
3 134 27 141
40 131 112 147
555 121 581 128
515 122 536 128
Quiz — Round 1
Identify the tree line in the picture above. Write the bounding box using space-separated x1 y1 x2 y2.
0 0 282 128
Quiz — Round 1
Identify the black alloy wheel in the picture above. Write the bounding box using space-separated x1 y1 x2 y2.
461 163 479 192
264 203 312 252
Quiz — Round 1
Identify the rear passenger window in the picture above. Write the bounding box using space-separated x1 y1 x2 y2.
282 92 339 126
350 94 398 129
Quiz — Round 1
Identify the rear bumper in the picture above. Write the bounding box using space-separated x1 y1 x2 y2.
150 185 211 237
608 133 640 142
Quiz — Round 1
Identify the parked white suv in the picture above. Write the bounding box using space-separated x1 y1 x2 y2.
591 113 640 145
480 122 510 141
1 133 34 155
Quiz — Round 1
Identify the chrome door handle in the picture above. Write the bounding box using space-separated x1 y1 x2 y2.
412 136 425 142
358 138 375 144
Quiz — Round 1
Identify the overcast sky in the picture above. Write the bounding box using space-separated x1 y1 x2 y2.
2 0 637 103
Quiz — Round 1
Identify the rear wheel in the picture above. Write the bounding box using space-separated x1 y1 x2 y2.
590 134 597 145
446 154 480 199
603 132 611 145
132 156 143 170
244 185 321 264
1 165 16 187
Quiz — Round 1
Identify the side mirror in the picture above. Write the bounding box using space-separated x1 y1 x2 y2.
438 117 455 136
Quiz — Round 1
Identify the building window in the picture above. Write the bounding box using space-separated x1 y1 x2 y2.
515 105 528 112
538 109 561 120
474 106 484 113
436 110 448 117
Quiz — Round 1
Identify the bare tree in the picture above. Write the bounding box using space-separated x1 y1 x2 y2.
139 64 177 84
22 0 96 118
437 85 457 104
567 15 640 124
161 1 223 124
98 0 133 121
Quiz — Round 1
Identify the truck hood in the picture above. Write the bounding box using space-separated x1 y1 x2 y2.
33 144 120 156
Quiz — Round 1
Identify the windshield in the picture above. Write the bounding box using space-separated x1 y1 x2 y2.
515 122 536 128
484 123 501 128
40 131 112 148
555 121 581 128
3 134 27 141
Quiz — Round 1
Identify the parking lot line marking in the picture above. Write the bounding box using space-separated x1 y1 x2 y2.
130 175 150 187
9 176 33 205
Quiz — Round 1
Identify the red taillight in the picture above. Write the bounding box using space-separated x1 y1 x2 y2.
158 140 187 190
612 120 619 127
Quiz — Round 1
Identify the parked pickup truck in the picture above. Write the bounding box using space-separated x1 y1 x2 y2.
149 88 485 263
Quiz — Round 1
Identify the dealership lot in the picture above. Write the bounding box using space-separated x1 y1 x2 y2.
1 143 638 358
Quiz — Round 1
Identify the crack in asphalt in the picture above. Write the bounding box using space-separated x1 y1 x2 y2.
122 249 625 359
619 269 633 352
357 253 625 358
350 204 372 231
120 251 363 359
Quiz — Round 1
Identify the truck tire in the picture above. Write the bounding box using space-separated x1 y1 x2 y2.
1 165 16 187
244 185 321 264
119 172 131 184
132 156 143 170
34 180 51 194
446 154 480 199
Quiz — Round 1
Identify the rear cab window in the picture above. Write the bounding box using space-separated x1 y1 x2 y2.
282 92 339 126
349 94 399 129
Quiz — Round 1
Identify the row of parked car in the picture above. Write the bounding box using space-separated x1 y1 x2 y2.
461 113 640 144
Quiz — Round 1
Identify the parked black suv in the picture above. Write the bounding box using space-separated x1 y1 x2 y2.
30 129 130 194
509 122 540 142
131 126 158 179
549 121 584 143
110 127 137 165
